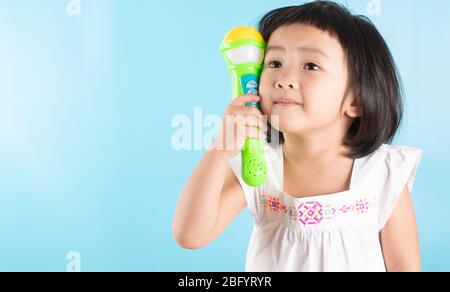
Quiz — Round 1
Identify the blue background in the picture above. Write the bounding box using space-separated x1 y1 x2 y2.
0 0 449 271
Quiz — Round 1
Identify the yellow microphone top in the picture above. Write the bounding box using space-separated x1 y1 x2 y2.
223 25 264 43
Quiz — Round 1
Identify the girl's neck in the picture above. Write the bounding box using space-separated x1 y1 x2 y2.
282 131 351 168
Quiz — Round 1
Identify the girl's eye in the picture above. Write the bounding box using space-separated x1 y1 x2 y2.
267 61 282 69
303 63 320 71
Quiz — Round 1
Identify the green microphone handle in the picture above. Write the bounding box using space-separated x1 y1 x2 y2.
230 63 268 187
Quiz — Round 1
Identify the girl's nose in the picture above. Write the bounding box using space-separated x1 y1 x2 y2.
275 79 300 90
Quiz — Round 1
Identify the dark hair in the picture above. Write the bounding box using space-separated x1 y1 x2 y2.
260 0 403 159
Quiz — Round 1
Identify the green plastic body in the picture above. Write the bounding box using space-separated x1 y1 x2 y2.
228 64 268 187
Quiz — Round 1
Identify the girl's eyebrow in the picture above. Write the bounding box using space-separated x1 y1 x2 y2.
266 45 329 59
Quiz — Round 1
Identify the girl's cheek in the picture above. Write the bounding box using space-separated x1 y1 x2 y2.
258 74 268 94
259 73 272 100
260 97 271 116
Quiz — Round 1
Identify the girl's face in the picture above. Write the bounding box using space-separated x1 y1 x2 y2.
259 24 360 136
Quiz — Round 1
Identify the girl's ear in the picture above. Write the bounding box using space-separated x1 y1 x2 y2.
344 93 363 118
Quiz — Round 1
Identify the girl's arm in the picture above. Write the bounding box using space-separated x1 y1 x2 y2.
172 149 246 249
380 186 421 272
172 94 265 249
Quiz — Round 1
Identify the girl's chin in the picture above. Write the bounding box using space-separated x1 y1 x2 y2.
269 122 302 134
266 109 302 129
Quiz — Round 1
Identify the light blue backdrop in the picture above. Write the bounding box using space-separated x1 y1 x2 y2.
0 0 448 271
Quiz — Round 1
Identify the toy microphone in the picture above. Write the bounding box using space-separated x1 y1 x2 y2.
221 25 268 187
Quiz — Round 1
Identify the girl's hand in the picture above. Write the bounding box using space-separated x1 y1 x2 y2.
211 94 267 156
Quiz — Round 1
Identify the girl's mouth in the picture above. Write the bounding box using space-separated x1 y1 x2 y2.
274 98 302 107
275 102 300 107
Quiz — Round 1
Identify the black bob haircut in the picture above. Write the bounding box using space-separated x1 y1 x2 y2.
259 0 403 159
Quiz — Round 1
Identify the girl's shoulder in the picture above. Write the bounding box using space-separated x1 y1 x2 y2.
361 143 423 192
371 144 424 230
365 143 422 160
361 143 423 173
379 143 423 155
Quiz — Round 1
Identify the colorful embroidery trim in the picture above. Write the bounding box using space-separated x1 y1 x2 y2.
260 194 377 225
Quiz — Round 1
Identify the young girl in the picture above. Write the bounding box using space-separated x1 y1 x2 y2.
173 1 423 272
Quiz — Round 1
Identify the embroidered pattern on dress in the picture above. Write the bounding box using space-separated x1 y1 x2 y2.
260 194 377 225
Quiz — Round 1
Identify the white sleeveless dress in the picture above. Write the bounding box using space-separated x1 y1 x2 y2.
228 143 423 272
